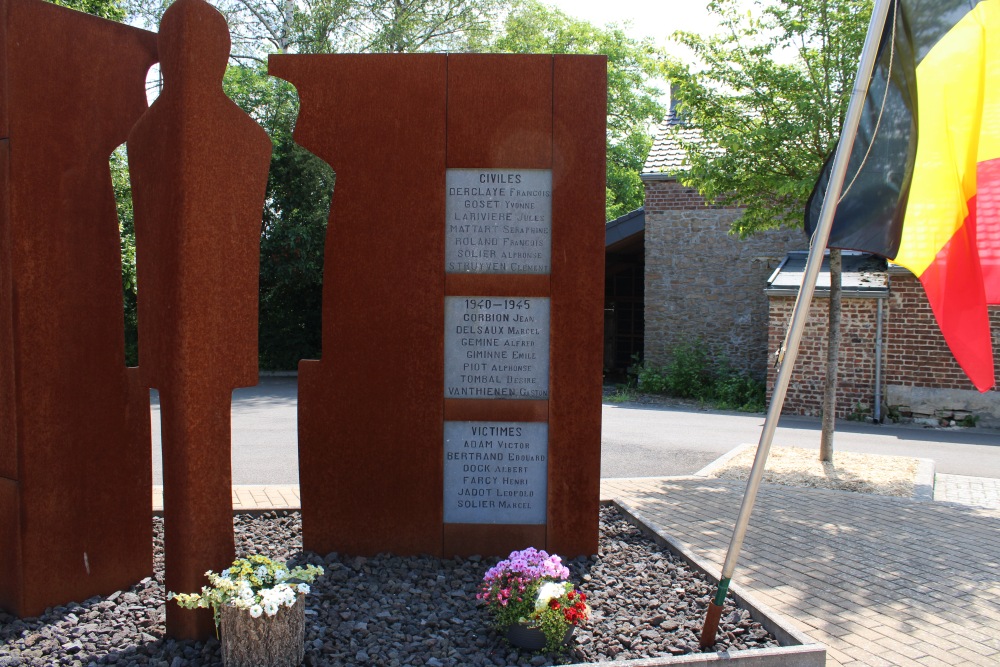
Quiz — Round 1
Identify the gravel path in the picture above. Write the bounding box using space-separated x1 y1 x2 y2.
0 507 777 666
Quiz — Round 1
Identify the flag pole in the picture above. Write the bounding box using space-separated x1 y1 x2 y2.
699 0 896 648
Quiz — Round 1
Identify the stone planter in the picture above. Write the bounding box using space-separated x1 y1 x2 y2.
505 621 574 651
219 594 305 667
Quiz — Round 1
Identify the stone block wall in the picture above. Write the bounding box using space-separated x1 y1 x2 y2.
643 178 807 379
766 296 883 419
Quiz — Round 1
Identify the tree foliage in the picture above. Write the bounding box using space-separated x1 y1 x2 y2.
115 0 665 367
666 0 872 452
665 0 871 236
222 64 334 369
478 0 666 220
200 0 503 61
51 0 126 20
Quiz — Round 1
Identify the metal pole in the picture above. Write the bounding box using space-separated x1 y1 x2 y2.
700 0 896 647
875 297 884 422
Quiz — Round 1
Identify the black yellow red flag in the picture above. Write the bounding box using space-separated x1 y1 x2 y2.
806 0 1000 391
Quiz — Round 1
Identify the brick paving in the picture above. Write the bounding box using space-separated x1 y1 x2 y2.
934 474 1000 510
600 477 1000 667
152 485 300 513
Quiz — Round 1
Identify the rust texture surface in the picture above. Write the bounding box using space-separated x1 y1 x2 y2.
274 53 604 559
443 524 547 559
547 55 606 556
446 54 552 169
270 54 448 557
0 0 157 617
128 0 271 639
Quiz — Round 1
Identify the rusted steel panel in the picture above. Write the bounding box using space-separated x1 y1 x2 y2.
128 0 271 639
271 54 447 557
446 54 552 169
547 55 607 557
0 0 156 617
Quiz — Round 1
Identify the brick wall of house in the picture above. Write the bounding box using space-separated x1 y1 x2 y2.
766 296 883 418
884 270 1000 390
767 270 1000 421
643 178 807 379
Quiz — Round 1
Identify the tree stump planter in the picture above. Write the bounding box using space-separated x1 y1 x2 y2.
219 594 305 667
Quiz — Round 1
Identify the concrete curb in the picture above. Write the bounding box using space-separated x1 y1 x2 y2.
693 443 756 478
913 458 936 501
585 498 826 667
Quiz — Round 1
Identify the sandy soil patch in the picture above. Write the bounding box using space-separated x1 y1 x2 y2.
708 446 919 497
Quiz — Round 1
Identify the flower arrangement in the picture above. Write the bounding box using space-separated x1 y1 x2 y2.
477 547 590 652
168 555 324 630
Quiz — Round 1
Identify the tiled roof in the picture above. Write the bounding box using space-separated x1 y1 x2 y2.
642 111 703 175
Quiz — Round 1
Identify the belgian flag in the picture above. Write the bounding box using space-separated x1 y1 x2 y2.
806 0 1000 391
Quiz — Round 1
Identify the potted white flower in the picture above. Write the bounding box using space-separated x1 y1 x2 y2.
169 555 324 667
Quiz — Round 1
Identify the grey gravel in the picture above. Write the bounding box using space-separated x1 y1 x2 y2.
0 506 777 666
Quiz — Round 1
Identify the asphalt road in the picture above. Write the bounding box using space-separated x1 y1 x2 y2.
150 377 1000 484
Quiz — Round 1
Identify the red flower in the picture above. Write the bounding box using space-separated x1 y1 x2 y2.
578 592 587 603
549 599 561 610
567 590 576 600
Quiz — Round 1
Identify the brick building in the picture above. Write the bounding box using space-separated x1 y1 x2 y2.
767 255 1000 425
603 111 807 380
606 111 1000 424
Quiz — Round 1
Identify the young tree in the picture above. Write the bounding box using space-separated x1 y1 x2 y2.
666 0 872 459
478 0 666 220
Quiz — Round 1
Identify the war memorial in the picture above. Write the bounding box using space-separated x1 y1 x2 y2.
0 0 605 639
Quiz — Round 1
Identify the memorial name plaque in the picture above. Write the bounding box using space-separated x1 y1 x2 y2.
445 296 550 399
446 169 552 274
443 421 548 524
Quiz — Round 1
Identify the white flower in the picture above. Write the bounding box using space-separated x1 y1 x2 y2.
275 570 288 582
239 584 254 601
249 605 263 618
534 581 568 612
255 565 269 580
296 583 310 595
264 600 279 616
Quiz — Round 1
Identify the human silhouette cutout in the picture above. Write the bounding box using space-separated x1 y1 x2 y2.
128 0 272 640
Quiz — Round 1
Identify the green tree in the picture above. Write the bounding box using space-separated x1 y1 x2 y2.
110 147 139 366
51 0 126 20
665 0 872 459
200 0 503 61
478 0 666 220
223 64 334 369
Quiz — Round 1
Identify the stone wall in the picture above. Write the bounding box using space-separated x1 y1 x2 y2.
642 178 807 379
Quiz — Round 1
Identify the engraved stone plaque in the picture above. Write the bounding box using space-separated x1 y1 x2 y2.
444 297 549 399
446 169 552 274
443 421 548 524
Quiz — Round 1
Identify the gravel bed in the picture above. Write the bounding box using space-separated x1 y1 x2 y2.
0 506 778 666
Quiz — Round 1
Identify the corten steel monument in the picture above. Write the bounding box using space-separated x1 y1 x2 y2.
0 0 157 617
128 0 271 640
270 53 606 558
